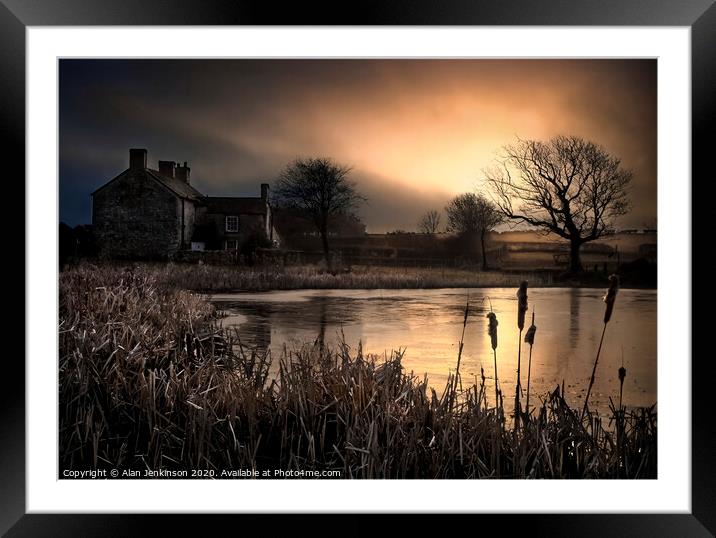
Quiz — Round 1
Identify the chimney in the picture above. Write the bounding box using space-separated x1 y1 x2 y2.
175 161 191 184
129 148 147 170
158 160 176 178
261 183 270 201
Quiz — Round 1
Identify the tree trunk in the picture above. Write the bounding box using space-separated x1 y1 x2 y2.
569 239 583 273
480 229 489 271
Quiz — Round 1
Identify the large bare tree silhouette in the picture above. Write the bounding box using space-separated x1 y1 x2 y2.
486 136 632 273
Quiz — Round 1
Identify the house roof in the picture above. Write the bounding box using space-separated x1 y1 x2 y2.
204 196 268 215
91 168 204 202
91 167 272 215
146 169 204 201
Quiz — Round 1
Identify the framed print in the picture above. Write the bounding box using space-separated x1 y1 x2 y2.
4 0 712 535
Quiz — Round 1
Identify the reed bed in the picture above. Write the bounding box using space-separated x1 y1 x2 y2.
59 265 656 479
73 261 549 292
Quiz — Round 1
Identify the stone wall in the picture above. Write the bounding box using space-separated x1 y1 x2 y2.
93 170 183 259
201 212 267 249
179 198 197 248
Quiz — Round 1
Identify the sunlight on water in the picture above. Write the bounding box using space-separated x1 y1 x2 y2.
211 287 656 417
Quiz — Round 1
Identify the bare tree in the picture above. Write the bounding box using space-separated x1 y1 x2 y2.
418 210 441 234
486 136 632 273
274 157 365 270
445 193 504 270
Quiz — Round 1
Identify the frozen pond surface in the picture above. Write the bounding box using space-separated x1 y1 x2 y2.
211 287 656 416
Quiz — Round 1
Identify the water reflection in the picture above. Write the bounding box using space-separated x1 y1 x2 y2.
314 296 328 352
569 287 580 352
212 288 657 417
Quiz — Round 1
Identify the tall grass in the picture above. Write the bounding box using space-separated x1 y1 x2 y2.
514 281 528 431
582 275 620 418
524 310 537 416
59 265 656 479
70 261 549 292
486 310 500 413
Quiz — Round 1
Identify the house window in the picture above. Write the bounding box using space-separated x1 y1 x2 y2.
225 215 239 232
225 240 238 251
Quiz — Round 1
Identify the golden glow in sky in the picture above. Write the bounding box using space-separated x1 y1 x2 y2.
60 59 656 231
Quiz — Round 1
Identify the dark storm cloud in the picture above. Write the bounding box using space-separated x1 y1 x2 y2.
59 59 656 231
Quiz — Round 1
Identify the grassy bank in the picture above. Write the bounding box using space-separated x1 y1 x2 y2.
60 266 656 478
64 260 656 292
67 261 571 292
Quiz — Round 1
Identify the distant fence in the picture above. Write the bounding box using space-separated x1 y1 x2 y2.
169 242 650 274
172 250 241 265
170 248 486 269
171 248 327 267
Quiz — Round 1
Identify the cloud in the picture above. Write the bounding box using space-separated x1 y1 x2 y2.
59 59 656 230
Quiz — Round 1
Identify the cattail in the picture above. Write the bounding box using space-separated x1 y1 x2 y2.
618 361 627 410
583 275 620 419
524 310 537 418
514 281 528 432
524 323 537 346
486 312 498 350
452 299 470 405
615 361 628 467
517 281 528 330
603 274 620 323
486 311 499 412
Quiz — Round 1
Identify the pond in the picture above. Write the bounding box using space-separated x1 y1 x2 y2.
211 287 656 417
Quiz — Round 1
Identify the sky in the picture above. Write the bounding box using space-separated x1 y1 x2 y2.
59 59 656 233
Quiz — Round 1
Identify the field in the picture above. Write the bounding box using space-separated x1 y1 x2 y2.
59 265 657 478
277 230 656 274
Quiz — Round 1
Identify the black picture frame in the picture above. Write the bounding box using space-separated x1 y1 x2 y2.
3 1 711 535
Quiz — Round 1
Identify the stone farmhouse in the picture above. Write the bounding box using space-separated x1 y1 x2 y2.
92 148 278 259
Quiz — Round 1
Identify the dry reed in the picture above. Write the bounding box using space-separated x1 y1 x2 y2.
59 265 655 479
582 275 620 418
486 311 499 413
71 261 549 292
524 310 537 417
514 281 528 431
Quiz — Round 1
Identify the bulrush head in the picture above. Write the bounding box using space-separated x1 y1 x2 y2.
517 281 528 330
603 275 620 323
618 364 627 409
525 321 537 346
486 312 499 350
618 365 626 384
